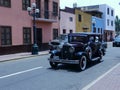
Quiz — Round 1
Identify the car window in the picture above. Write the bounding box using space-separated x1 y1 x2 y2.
69 36 87 43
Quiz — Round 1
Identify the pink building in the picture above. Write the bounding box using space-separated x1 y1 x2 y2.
0 0 59 55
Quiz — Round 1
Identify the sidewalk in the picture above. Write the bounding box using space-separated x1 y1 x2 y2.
82 63 120 90
82 42 120 90
0 51 49 62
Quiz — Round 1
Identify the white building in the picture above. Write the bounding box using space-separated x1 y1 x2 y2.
99 4 115 41
60 9 76 34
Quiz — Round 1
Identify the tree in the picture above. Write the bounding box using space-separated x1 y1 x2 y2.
115 16 120 34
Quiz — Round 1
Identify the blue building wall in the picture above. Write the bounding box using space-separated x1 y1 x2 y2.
92 16 104 34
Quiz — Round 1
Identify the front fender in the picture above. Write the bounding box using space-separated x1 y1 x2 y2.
76 52 86 58
49 50 60 56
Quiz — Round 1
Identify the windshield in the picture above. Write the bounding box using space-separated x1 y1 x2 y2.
69 36 87 43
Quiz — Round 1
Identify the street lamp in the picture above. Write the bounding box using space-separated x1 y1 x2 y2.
27 3 40 55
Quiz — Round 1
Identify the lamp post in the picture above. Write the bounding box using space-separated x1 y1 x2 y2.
27 3 39 55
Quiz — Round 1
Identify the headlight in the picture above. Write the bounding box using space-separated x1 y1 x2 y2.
57 45 62 52
69 47 75 53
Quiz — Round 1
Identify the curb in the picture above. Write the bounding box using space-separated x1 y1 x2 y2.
0 52 49 62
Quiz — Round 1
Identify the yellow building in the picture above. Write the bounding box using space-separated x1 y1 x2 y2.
75 9 92 32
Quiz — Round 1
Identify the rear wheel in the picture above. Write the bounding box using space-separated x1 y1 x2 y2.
98 50 103 62
78 55 87 71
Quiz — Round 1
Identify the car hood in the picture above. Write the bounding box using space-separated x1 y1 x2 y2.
64 42 84 47
50 39 67 45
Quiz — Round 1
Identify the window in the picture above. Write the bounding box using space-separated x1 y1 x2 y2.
53 2 58 16
111 10 113 16
101 28 103 34
0 26 12 45
107 8 109 15
23 27 31 44
69 17 73 22
63 29 66 34
69 30 73 33
111 21 113 26
53 29 58 39
107 19 109 26
0 0 11 7
22 0 30 10
98 28 100 33
93 27 96 33
36 0 41 18
78 14 81 22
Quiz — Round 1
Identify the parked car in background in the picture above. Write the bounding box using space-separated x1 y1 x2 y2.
113 36 120 47
48 32 107 71
49 34 68 52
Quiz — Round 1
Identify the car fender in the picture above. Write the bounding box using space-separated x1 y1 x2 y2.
76 52 87 58
49 50 59 55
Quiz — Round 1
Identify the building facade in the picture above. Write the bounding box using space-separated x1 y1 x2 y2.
60 9 75 34
92 16 104 34
99 4 115 41
80 4 115 41
75 9 91 32
0 0 59 55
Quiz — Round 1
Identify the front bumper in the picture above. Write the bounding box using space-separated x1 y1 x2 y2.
48 56 79 64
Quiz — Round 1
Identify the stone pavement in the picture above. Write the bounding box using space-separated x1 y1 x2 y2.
82 42 120 90
82 63 120 90
0 50 49 62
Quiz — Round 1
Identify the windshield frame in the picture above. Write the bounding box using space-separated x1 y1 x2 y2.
68 35 88 43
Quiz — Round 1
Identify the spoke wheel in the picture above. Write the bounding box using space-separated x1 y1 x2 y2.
78 55 87 71
86 46 92 60
98 50 103 62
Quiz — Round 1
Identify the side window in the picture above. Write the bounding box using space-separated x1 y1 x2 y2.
0 0 11 8
23 27 31 44
0 26 12 46
53 29 58 39
22 0 30 10
53 2 58 16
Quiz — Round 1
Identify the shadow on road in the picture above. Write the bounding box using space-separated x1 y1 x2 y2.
47 60 104 72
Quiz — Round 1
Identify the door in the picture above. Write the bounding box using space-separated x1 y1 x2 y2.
37 28 42 46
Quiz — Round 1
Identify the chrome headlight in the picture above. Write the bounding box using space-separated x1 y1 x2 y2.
57 45 62 52
69 47 75 53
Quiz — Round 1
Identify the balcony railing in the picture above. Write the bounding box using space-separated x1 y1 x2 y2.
35 10 58 22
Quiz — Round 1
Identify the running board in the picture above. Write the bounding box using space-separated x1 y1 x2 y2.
92 57 100 61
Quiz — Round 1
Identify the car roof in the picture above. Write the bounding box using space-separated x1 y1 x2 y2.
68 32 102 36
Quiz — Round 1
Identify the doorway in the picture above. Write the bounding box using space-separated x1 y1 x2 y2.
36 28 42 48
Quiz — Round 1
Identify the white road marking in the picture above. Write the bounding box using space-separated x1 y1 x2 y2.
0 66 43 79
82 63 120 90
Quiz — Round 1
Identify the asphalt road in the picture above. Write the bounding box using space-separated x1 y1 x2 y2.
0 44 119 90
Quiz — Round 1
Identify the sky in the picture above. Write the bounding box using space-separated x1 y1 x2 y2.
60 0 120 17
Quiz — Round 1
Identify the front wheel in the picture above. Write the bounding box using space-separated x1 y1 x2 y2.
49 61 58 68
77 55 87 71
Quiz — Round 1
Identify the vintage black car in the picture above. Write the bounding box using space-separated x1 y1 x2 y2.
48 32 107 71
